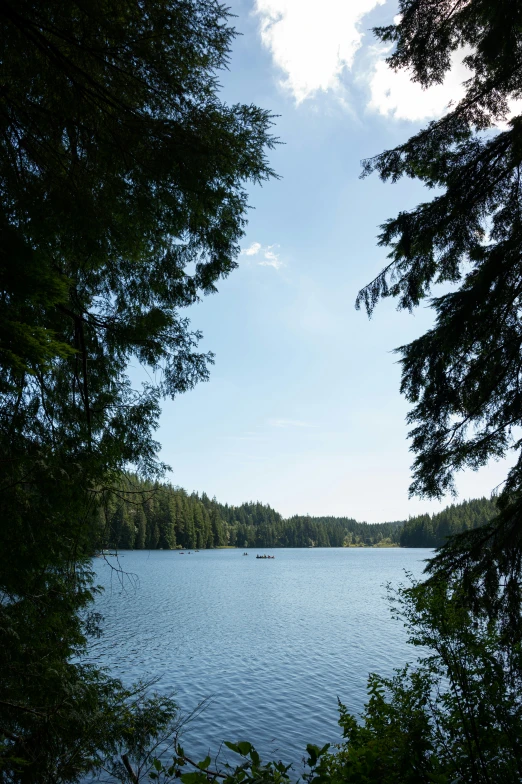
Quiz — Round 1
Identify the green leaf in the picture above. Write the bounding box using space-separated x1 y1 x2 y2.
181 772 206 784
198 756 211 770
306 744 321 766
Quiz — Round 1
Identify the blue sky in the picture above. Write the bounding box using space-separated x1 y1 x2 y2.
154 0 513 522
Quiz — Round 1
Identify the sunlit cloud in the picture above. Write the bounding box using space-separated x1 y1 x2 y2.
258 245 283 269
366 48 471 121
241 242 283 270
254 0 385 104
365 47 522 124
241 241 262 256
253 2 511 127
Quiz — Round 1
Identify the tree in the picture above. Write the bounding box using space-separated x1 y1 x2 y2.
309 575 522 784
294 9 522 782
1 0 276 480
356 0 522 601
0 1 276 779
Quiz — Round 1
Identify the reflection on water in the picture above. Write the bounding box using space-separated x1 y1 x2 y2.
90 548 431 764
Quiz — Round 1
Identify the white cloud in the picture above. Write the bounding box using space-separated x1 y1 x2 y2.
366 48 522 124
241 241 262 256
255 0 385 103
241 242 283 269
258 245 283 269
252 2 504 126
269 418 314 428
367 48 472 121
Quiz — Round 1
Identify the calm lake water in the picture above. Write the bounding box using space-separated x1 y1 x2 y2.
90 548 432 766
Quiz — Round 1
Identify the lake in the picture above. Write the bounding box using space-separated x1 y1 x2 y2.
90 547 432 768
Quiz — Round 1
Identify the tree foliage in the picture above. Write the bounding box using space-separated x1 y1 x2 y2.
100 477 406 551
335 4 522 779
357 0 522 494
100 481 500 552
307 574 522 784
399 497 497 547
1 0 276 477
356 0 522 586
0 1 276 779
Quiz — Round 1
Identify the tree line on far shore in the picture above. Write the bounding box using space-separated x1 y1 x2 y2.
398 497 498 548
102 477 497 551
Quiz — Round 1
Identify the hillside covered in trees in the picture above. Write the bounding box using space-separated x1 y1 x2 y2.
103 478 498 550
102 476 401 550
399 498 498 548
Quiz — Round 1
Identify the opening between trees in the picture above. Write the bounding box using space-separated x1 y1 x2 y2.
1 0 522 782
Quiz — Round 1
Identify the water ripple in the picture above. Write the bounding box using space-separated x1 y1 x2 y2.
91 548 431 765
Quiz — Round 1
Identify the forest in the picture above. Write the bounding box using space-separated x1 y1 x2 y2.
398 497 499 548
104 477 497 551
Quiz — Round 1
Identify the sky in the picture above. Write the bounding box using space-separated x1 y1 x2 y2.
153 0 514 523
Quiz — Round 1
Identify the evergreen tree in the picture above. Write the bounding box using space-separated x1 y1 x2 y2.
0 1 276 778
118 505 136 550
157 486 177 550
184 502 197 550
134 505 147 550
356 0 522 616
400 499 498 548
